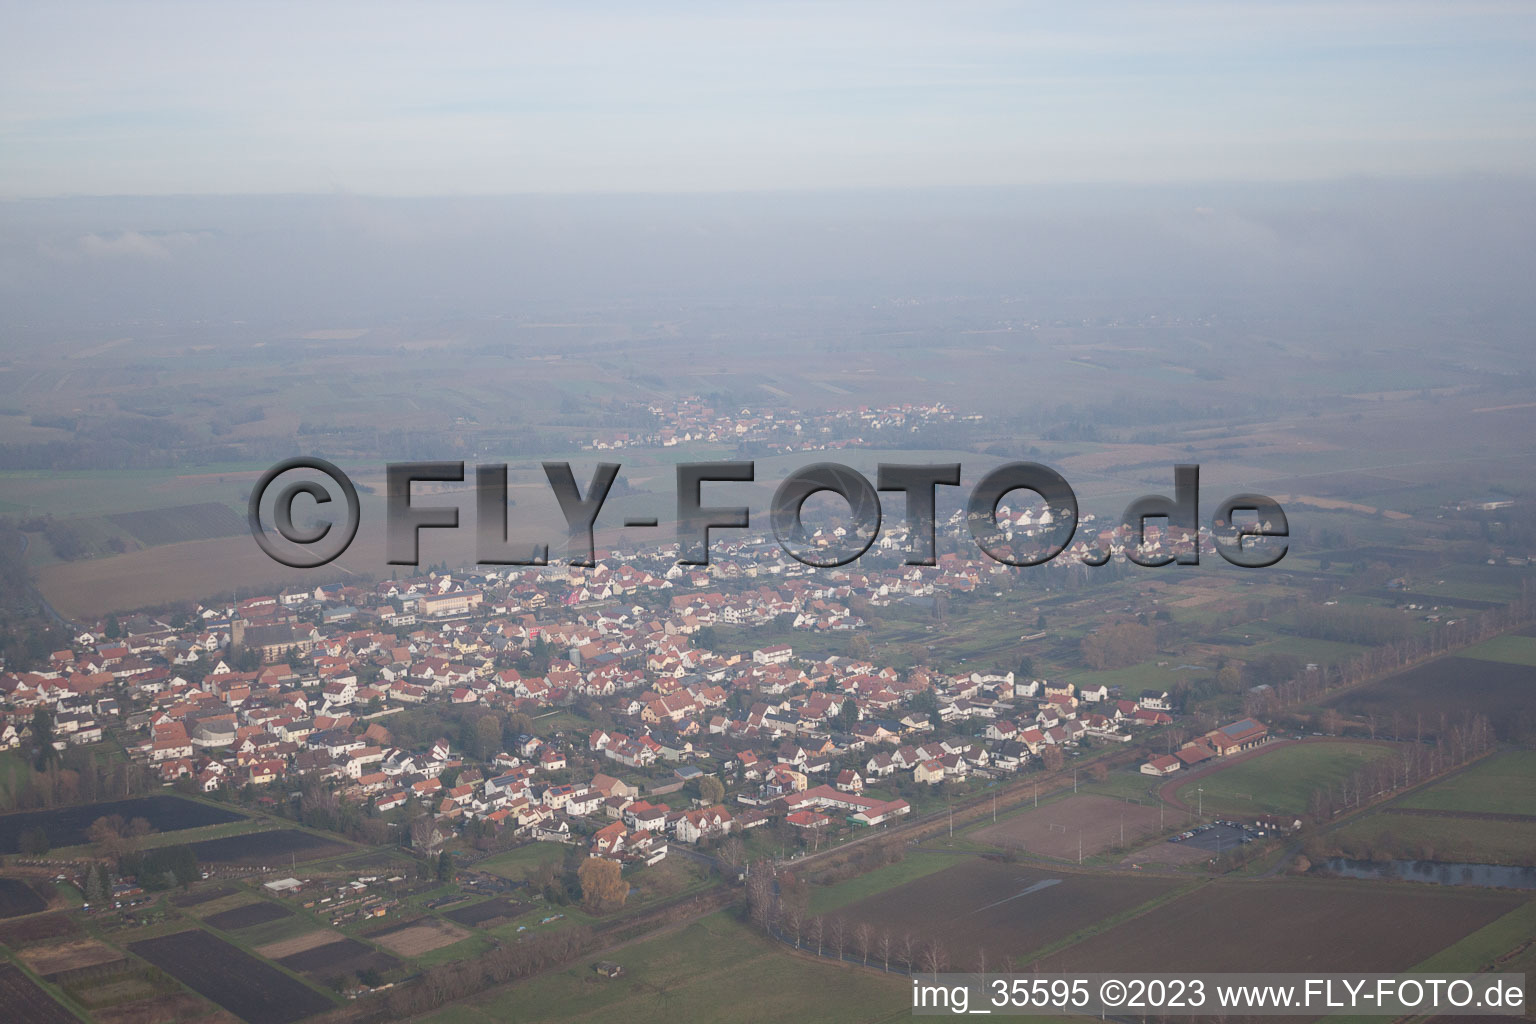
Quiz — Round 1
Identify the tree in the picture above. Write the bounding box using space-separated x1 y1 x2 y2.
696 775 725 806
471 714 503 760
436 850 455 883
719 837 746 869
835 700 859 733
577 857 627 912
1079 621 1156 670
87 815 153 862
854 922 873 965
84 863 108 905
30 708 57 771
1040 746 1065 772
16 826 49 856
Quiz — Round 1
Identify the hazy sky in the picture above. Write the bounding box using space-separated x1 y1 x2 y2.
3 1 1534 196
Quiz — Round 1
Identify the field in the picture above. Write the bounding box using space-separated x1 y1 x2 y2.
0 794 244 852
1172 740 1396 817
187 828 351 865
255 929 344 959
1396 750 1536 817
171 884 237 907
0 964 77 1024
77 986 212 1024
277 937 400 980
477 843 566 881
1327 810 1536 866
1048 879 1525 973
1457 633 1536 667
444 896 531 927
366 916 473 957
107 501 246 545
16 937 126 977
971 794 1165 860
129 929 333 1024
832 858 1180 966
419 911 910 1024
205 900 293 931
0 912 79 946
1330 656 1536 743
0 877 48 918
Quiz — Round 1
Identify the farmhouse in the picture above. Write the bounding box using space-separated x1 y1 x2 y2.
1140 754 1181 776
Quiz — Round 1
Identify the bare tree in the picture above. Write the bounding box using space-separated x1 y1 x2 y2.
782 903 804 947
829 916 846 961
922 939 948 980
719 836 747 869
973 946 987 976
807 916 825 956
900 932 918 973
877 929 893 971
854 922 873 965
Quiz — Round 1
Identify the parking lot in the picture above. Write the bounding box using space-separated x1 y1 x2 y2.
1168 822 1257 853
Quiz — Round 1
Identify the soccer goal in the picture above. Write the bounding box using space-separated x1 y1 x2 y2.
1047 823 1067 834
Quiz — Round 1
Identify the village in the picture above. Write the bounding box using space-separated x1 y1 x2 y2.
0 511 1275 879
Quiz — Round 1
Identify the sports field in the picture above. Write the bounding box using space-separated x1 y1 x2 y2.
971 794 1166 860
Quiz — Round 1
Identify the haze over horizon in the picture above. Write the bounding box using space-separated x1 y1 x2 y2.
4 1 1535 198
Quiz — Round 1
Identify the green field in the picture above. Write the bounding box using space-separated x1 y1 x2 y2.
1459 633 1536 667
419 911 910 1024
1176 741 1397 817
1397 750 1536 816
1328 812 1536 866
806 849 958 915
478 843 568 882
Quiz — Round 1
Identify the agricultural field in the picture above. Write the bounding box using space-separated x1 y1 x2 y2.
276 937 400 981
1172 740 1397 817
0 877 49 918
419 911 910 1024
0 795 244 853
106 501 246 546
1396 750 1536 817
170 884 237 907
255 929 344 960
62 968 209 1024
0 964 77 1024
129 929 334 1024
366 916 473 957
830 858 1181 967
1457 633 1536 667
0 912 80 946
444 896 531 928
204 900 293 931
186 828 351 866
1330 656 1536 744
971 794 1166 860
15 937 126 977
1048 879 1526 973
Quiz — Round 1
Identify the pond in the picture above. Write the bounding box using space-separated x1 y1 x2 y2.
1321 858 1536 889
